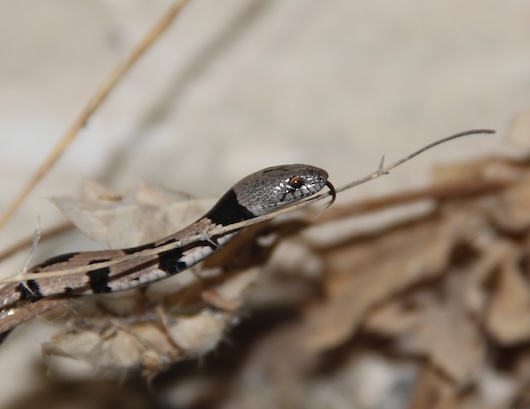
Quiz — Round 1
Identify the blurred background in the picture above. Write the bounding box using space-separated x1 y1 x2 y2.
0 0 529 407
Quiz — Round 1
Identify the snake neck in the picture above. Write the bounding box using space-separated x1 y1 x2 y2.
205 188 255 226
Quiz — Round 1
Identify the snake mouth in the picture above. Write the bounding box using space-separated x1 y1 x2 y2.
324 180 336 208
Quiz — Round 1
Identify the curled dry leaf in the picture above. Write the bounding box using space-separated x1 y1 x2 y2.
485 174 530 232
301 211 465 353
51 182 215 249
365 238 513 384
371 276 485 385
42 321 180 377
486 250 530 345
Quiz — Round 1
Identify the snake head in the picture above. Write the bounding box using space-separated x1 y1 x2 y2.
233 164 335 216
206 164 335 225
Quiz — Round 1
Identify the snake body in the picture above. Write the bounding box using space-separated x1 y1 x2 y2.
1 164 334 314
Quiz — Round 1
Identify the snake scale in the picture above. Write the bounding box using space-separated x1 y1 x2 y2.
0 164 335 340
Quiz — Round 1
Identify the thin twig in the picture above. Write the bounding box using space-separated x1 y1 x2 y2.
21 220 41 274
334 129 496 194
0 129 495 284
0 0 189 231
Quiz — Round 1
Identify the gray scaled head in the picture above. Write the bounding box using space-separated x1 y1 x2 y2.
233 164 332 216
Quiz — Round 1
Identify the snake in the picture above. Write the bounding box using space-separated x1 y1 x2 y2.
0 164 335 339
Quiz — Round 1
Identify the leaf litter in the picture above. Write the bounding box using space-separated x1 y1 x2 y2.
5 149 530 408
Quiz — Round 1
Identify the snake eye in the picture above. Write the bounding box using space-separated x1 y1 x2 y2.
288 176 304 189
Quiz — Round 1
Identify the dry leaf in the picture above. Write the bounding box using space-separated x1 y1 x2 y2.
51 181 214 248
486 252 530 345
301 212 463 352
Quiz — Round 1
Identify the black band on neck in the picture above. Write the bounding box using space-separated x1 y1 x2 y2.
205 189 255 226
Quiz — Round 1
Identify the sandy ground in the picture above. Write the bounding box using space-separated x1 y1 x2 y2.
0 0 528 406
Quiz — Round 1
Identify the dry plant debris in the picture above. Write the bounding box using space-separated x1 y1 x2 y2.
5 154 530 409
